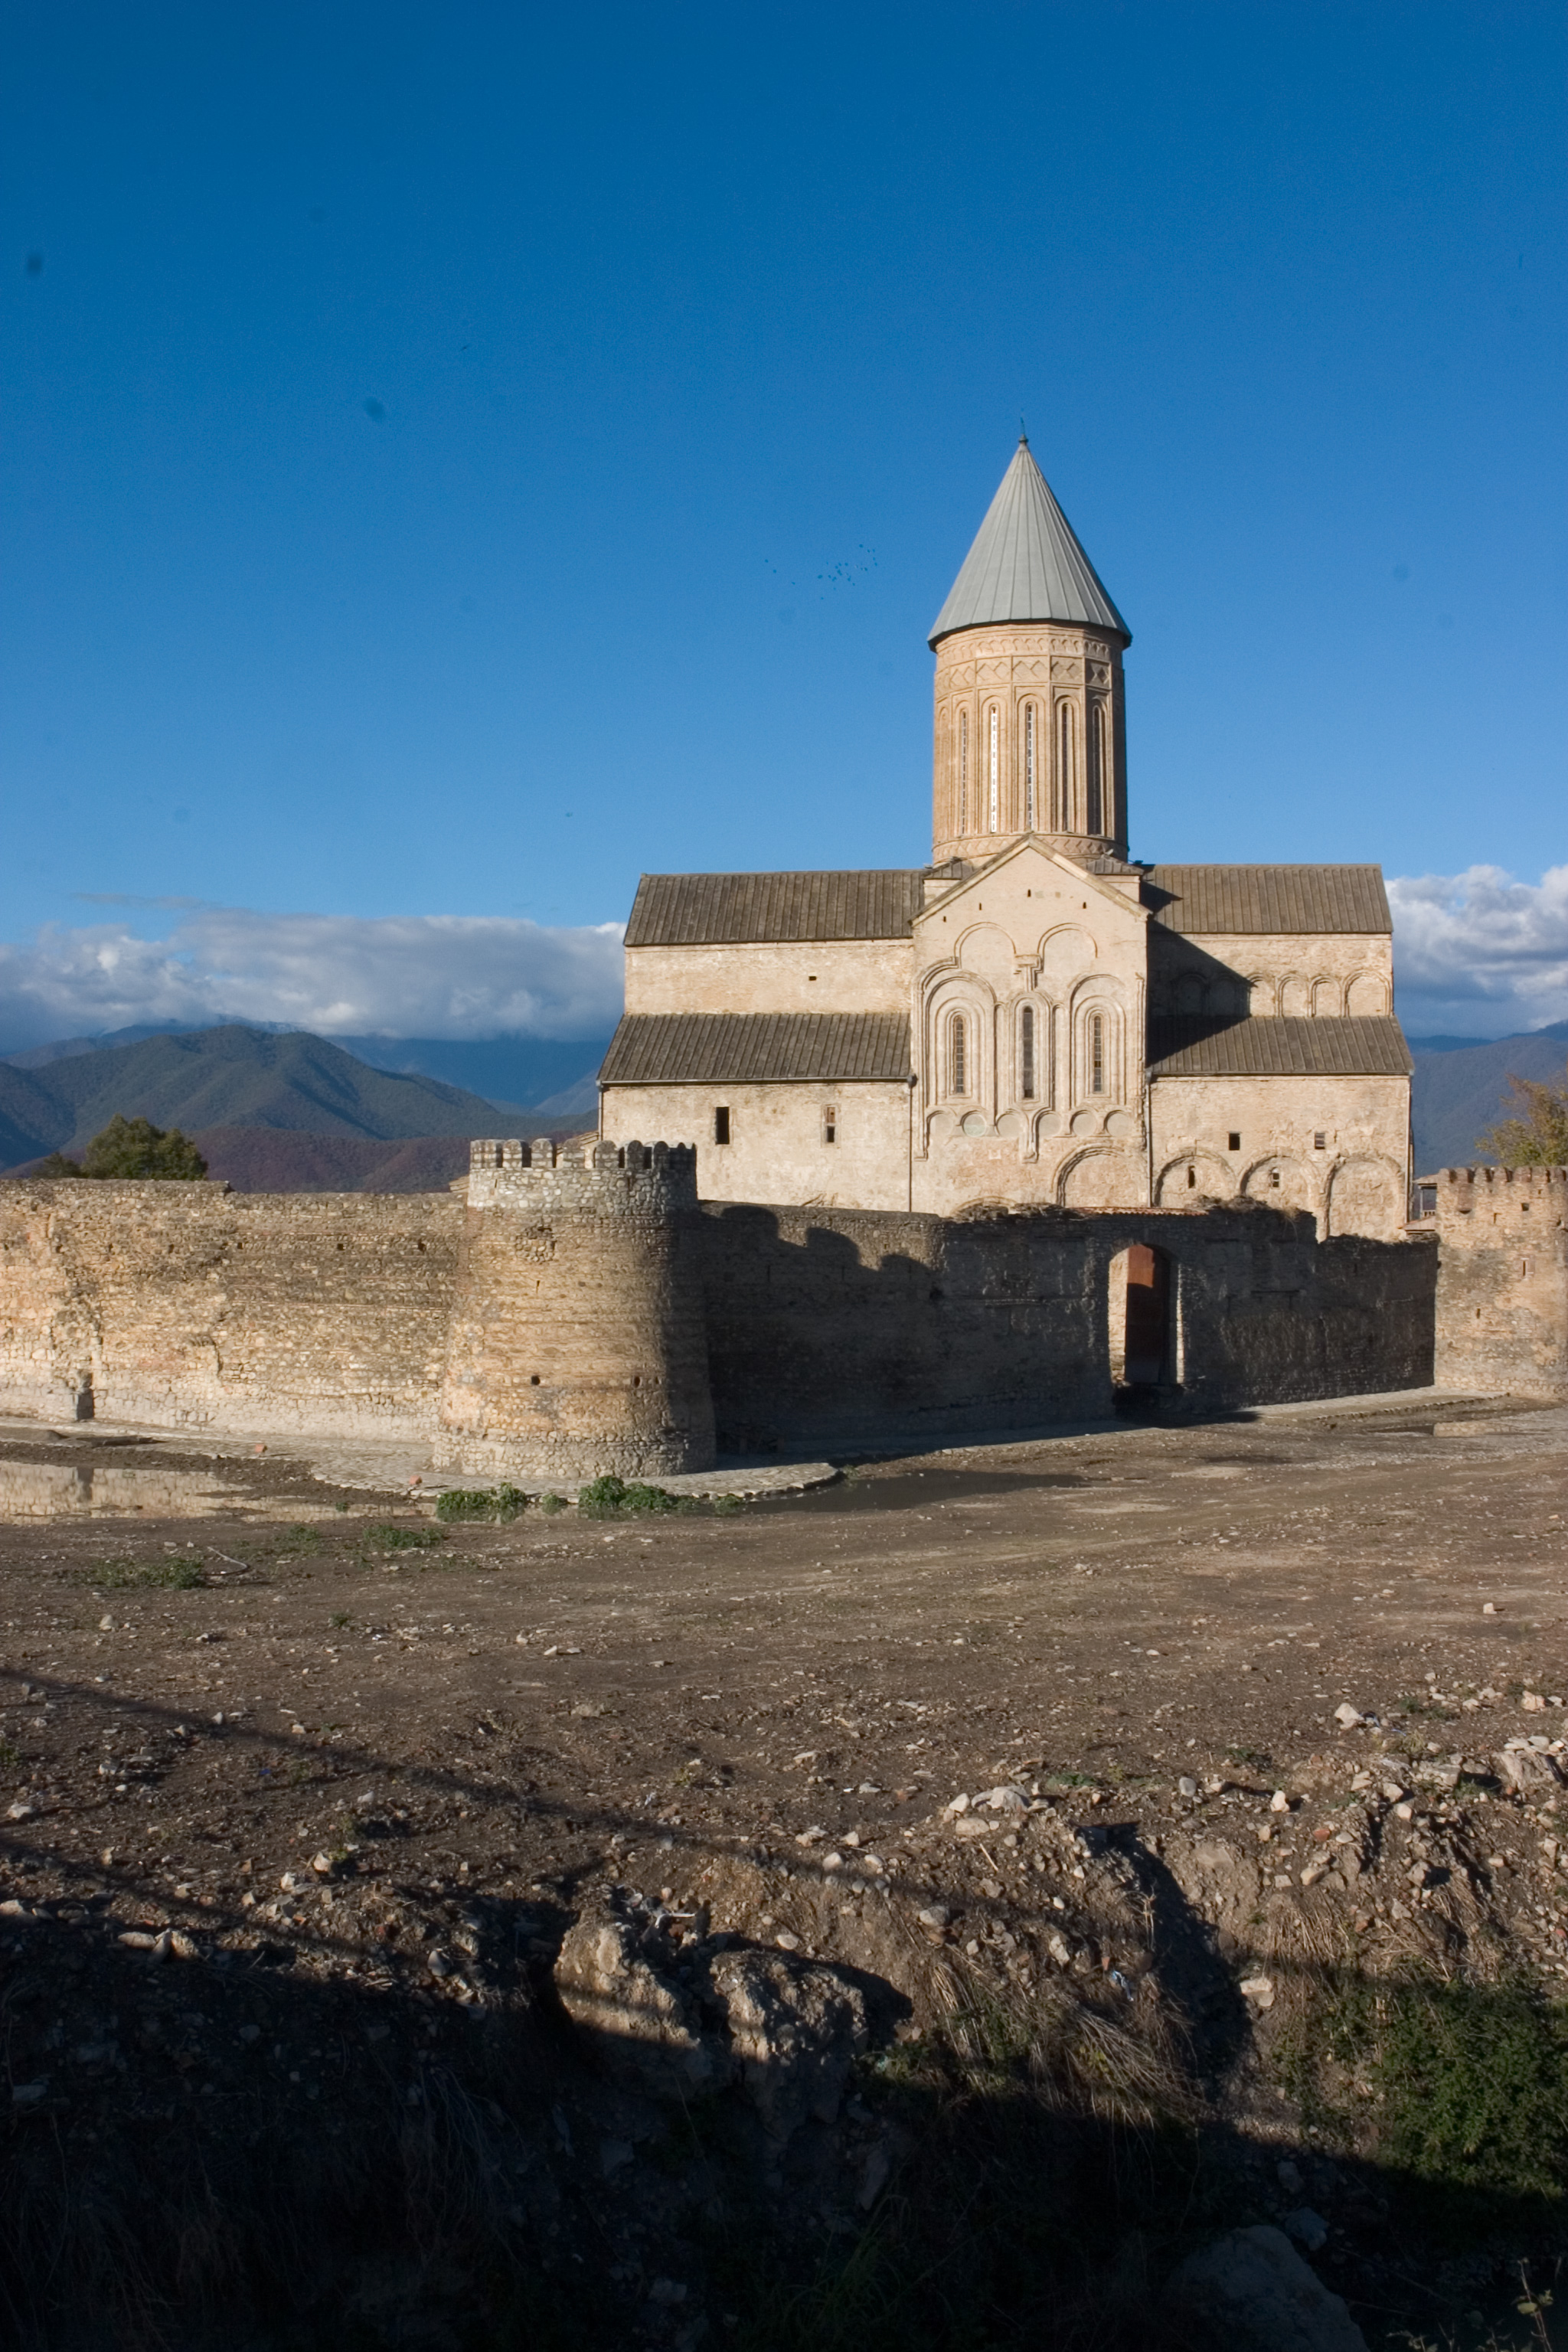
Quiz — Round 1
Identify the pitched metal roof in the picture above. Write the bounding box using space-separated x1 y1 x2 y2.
624 870 926 947
599 1013 913 1086
929 439 1129 646
1144 864 1392 936
1146 1015 1412 1080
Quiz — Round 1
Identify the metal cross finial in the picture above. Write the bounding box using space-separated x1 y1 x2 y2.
1019 416 1029 446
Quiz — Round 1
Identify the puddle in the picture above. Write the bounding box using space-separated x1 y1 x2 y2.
0 1460 243 1519
757 1469 1087 1517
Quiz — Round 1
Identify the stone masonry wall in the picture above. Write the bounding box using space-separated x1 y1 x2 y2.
435 1139 715 1480
0 1180 462 1435
697 1198 1436 1457
1430 1167 1568 1399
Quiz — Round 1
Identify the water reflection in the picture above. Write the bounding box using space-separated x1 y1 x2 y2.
0 1459 237 1518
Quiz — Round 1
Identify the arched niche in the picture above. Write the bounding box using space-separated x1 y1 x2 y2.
1155 1153 1233 1204
1326 1156 1403 1238
1241 1155 1314 1212
1057 1148 1144 1209
1346 971 1390 1016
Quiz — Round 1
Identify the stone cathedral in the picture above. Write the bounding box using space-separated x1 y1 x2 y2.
598 439 1413 1238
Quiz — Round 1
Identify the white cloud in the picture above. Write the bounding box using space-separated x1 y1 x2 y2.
0 906 626 1053
1389 865 1568 1037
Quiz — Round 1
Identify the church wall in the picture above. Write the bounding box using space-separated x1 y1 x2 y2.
697 1200 1437 1456
1150 931 1393 1018
1148 1074 1410 1236
624 939 912 1017
599 1082 914 1211
0 1180 462 1435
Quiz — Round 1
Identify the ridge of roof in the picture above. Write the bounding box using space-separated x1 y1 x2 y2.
929 439 1129 646
625 870 926 947
1143 864 1392 936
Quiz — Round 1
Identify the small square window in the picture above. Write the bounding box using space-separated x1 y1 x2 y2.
714 1106 731 1146
1227 1132 1240 1152
1313 1130 1327 1152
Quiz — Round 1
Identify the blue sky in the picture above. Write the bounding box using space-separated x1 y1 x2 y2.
2 0 1563 1047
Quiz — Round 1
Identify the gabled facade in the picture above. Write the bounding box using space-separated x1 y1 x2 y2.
599 440 1413 1238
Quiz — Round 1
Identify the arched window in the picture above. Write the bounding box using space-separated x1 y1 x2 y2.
957 710 969 835
987 704 1000 831
949 1012 967 1097
1089 1013 1105 1096
1085 701 1106 836
1022 702 1037 830
1057 701 1077 828
1020 1004 1036 1099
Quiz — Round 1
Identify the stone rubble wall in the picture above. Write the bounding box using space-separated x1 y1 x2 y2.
1429 1166 1568 1398
0 1180 462 1436
2 1153 1556 1474
697 1198 1437 1456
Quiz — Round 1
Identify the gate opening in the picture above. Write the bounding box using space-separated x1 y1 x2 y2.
1110 1243 1175 1409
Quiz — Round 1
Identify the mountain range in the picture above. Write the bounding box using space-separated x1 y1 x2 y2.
0 1026 531 1173
1407 1020 1568 1172
1 1016 1561 1190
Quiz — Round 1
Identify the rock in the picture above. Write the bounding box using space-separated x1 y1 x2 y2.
1281 2207 1329 2253
1276 2159 1304 2195
708 1946 867 2141
1333 1704 1364 1729
1239 1973 1274 2009
599 2137 634 2177
952 1815 990 1841
1177 1775 1198 1798
1270 1790 1290 1812
916 1906 950 1928
554 1900 723 2099
858 2138 893 2210
1168 2224 1367 2350
1498 1746 1562 1795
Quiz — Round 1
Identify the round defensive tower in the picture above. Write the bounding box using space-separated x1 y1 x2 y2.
435 1137 715 1483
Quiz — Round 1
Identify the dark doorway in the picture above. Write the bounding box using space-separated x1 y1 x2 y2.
1122 1243 1171 1385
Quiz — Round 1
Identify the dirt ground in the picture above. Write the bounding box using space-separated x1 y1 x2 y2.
2 1393 1566 2350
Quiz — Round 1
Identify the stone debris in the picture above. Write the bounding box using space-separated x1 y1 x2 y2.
553 1901 723 2099
1168 2223 1369 2350
710 1945 867 2141
552 1894 866 2137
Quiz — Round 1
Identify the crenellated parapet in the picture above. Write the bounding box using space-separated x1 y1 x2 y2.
1432 1165 1567 1223
466 1135 699 1215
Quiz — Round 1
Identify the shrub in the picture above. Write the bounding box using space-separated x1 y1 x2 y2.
363 1523 446 1552
91 1555 207 1589
577 1474 686 1516
435 1485 528 1523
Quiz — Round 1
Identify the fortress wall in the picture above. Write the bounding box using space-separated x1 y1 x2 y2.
697 1200 1436 1456
1431 1167 1568 1398
0 1180 462 1435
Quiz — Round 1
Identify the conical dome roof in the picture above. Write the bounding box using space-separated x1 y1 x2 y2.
929 439 1129 646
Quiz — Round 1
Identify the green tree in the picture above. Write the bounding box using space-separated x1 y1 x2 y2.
34 1116 208 1181
1476 1058 1568 1168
